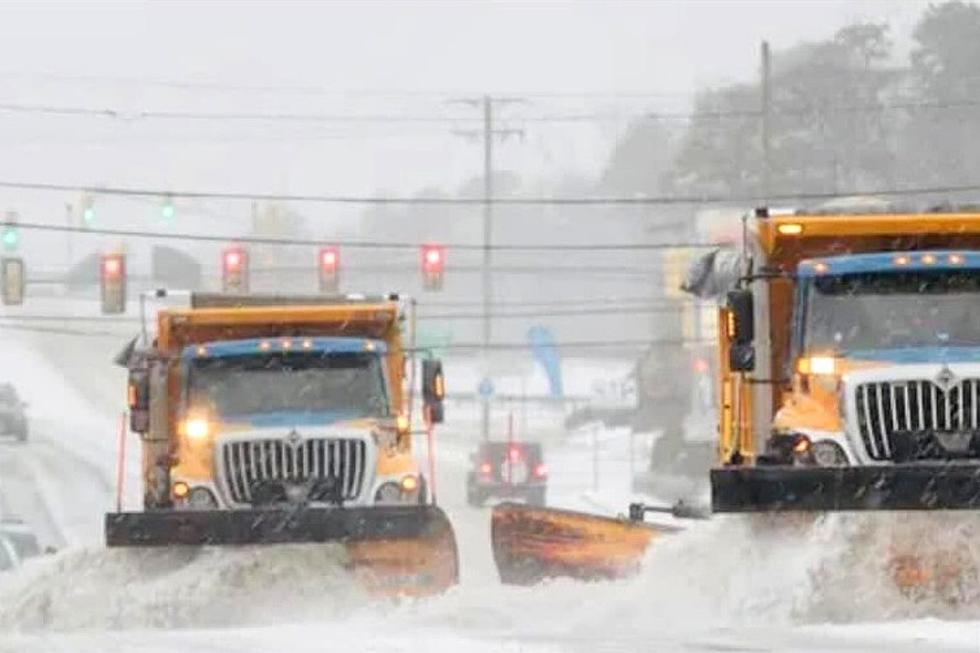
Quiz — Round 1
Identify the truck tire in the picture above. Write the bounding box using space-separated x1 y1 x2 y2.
527 487 546 507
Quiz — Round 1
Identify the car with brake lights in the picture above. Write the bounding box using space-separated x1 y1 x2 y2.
466 441 547 507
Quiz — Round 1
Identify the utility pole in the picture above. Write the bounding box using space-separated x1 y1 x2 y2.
451 95 524 440
760 40 772 201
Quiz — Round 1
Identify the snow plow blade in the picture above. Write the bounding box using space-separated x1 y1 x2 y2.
105 505 458 596
490 502 678 585
712 463 980 512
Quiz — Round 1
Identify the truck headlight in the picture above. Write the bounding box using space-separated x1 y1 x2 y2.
374 476 421 505
188 487 218 509
811 440 848 466
375 482 403 505
182 418 211 440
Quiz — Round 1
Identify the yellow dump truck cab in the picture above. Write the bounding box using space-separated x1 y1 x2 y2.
711 208 980 512
769 250 980 468
169 335 421 511
106 293 459 596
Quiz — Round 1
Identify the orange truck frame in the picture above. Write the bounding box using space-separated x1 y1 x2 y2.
105 292 458 595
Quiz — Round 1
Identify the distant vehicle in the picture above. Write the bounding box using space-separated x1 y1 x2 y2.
0 518 41 559
466 441 547 507
0 535 20 572
0 384 28 441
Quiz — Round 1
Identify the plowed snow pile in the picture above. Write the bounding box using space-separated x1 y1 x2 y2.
0 544 368 631
5 506 980 637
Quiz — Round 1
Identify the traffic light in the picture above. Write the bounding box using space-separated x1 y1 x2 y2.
160 195 176 221
81 194 96 226
222 246 249 293
420 244 445 291
1 257 24 306
2 211 18 251
100 253 126 314
318 246 340 292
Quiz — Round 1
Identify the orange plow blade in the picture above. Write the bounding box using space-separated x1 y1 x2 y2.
490 502 679 585
106 505 459 598
346 511 459 597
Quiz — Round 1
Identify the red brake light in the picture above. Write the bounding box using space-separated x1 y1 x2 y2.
479 462 492 475
693 358 709 374
533 463 548 478
508 446 522 461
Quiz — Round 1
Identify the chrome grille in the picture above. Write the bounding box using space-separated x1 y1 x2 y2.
855 379 980 460
220 438 367 505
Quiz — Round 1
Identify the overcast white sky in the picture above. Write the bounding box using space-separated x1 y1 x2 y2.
0 0 936 254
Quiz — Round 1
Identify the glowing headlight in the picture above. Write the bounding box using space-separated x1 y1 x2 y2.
809 356 836 376
184 418 211 440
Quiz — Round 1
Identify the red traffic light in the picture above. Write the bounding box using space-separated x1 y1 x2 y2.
318 246 340 292
223 248 243 271
420 244 445 291
320 247 339 270
99 253 126 314
222 246 249 293
102 254 124 279
421 244 444 272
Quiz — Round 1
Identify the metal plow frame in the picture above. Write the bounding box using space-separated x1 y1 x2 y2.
105 505 452 546
105 505 459 597
712 463 980 512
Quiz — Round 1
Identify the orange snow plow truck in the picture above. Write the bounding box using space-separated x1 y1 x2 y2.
105 292 458 597
492 205 980 586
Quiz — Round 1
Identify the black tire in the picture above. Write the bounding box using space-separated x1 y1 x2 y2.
15 426 27 442
527 487 546 507
466 485 484 507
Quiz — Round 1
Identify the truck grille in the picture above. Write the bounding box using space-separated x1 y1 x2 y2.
220 438 367 505
855 379 980 460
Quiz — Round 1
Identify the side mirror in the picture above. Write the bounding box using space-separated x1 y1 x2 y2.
128 368 150 433
729 343 756 372
421 358 445 424
727 289 755 344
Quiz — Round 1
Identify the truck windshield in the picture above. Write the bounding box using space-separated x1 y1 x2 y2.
188 352 389 419
802 269 980 352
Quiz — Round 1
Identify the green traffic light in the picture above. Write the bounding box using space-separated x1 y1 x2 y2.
161 203 176 220
2 228 19 250
83 207 96 224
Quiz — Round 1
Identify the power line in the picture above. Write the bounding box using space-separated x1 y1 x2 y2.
4 97 980 125
2 178 980 207
0 72 698 99
12 222 716 252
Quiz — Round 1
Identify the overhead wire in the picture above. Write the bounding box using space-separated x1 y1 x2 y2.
0 178 978 207
2 97 980 124
8 221 719 251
